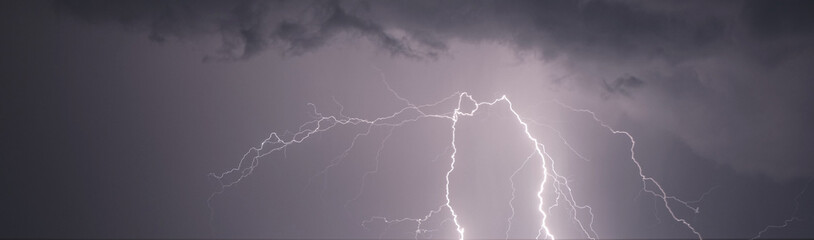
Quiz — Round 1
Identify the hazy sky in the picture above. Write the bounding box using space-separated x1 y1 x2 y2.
2 0 814 239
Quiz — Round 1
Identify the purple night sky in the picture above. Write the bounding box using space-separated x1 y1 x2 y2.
2 0 814 239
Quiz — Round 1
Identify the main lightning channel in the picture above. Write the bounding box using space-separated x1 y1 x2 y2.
209 88 706 240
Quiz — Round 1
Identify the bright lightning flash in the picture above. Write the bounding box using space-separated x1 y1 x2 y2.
208 85 712 239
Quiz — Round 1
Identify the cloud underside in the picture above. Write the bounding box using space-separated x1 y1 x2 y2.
57 0 814 180
57 0 446 61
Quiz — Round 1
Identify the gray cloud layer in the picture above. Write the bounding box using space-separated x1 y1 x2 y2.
56 0 814 180
56 0 445 60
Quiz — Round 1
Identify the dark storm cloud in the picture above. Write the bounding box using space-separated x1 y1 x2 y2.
55 0 444 61
370 0 814 180
368 0 734 63
56 0 814 179
267 1 443 60
602 75 644 98
745 0 814 39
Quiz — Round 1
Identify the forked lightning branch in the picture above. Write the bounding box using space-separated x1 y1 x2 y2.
208 86 707 240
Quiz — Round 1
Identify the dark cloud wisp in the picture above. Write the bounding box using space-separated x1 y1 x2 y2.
56 0 445 61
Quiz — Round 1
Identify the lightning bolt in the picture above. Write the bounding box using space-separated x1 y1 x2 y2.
506 151 537 239
751 178 813 240
555 101 703 239
209 81 708 239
